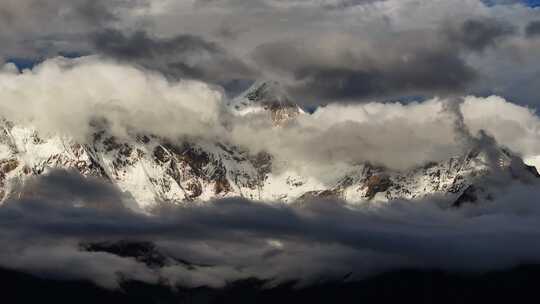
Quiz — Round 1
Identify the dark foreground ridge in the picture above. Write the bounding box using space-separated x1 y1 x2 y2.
3 265 540 304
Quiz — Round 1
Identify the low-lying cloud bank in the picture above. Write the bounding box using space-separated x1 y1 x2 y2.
1 57 540 172
1 170 540 289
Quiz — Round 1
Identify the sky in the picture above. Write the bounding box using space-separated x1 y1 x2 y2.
2 0 540 292
517 0 539 7
0 0 538 105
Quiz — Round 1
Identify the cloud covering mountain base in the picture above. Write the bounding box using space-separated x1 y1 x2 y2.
0 169 539 289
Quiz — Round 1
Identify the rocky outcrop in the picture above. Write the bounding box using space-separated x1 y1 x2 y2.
364 175 393 199
228 80 303 126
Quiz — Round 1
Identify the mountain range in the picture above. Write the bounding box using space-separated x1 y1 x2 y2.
0 81 537 210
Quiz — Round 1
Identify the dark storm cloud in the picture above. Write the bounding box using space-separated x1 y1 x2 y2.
92 29 257 89
482 0 523 6
7 170 132 211
288 51 476 102
446 18 517 52
252 33 477 104
2 170 540 289
0 0 149 60
0 0 145 29
195 0 385 9
250 17 520 104
322 0 388 9
525 20 540 37
0 0 537 104
72 0 120 25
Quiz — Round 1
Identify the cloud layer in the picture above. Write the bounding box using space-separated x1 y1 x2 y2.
1 170 540 289
0 0 539 105
2 57 540 172
0 57 225 141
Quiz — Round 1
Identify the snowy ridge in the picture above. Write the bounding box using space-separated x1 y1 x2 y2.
0 82 537 210
0 118 537 210
228 80 305 125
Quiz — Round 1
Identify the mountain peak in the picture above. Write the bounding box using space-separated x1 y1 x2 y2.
244 80 291 104
229 80 304 125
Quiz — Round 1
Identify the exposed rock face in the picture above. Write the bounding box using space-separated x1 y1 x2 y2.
81 241 173 268
228 80 303 126
364 175 393 199
80 240 207 269
453 185 480 207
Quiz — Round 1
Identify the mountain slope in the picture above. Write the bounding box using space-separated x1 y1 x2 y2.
227 80 304 125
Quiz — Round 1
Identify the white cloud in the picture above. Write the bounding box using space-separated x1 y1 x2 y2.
231 95 540 172
0 56 225 141
1 56 540 174
462 95 540 157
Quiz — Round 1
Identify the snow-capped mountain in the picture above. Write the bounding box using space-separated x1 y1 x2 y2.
227 80 304 125
0 81 537 210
